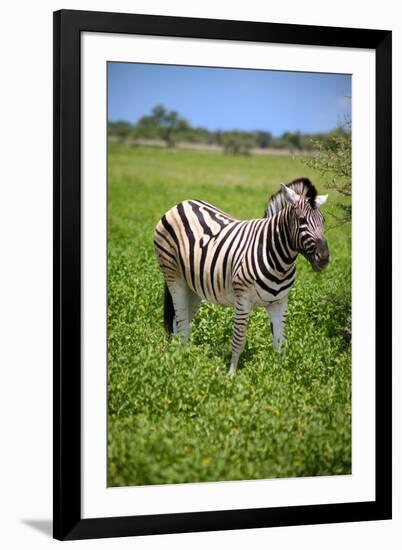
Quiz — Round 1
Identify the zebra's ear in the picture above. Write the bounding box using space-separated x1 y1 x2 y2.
280 183 300 205
315 194 328 208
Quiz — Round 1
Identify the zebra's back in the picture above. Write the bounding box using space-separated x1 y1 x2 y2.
154 200 252 305
154 199 296 307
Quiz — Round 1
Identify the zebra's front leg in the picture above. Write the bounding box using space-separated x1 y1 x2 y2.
265 297 288 353
228 300 251 376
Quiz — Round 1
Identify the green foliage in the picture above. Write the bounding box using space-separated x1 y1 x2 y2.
304 123 352 222
282 130 302 151
255 130 273 148
108 120 132 140
222 131 253 156
108 144 351 487
108 106 346 152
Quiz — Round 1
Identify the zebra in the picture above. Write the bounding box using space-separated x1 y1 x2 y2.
154 177 330 375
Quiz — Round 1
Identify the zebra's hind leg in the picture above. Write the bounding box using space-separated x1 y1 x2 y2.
187 291 202 327
228 298 252 376
265 297 288 353
168 278 196 345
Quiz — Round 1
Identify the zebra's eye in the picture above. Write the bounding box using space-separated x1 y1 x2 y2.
299 217 307 224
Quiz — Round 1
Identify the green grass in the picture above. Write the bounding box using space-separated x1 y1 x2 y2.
107 143 351 486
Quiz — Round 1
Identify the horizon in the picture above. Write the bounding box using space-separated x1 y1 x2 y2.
108 62 351 138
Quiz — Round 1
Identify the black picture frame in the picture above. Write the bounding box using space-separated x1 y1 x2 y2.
53 9 392 541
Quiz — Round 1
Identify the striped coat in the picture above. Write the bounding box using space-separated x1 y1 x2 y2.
154 179 329 375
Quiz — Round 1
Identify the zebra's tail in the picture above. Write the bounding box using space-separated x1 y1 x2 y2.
163 283 175 335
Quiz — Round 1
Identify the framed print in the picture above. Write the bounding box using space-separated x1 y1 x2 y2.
53 9 392 541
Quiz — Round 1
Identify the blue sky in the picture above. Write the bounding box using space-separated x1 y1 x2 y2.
108 62 351 137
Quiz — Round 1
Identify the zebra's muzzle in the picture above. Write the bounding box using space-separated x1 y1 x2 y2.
311 258 329 272
311 239 330 272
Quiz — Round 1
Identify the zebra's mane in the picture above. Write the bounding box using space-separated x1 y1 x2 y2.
264 177 318 218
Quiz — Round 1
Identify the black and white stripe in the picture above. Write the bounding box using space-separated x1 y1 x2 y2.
154 178 329 375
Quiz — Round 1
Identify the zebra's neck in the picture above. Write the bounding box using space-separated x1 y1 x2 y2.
239 212 297 299
263 208 298 275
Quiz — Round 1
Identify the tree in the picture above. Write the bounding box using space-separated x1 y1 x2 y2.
108 120 132 141
136 105 189 147
222 131 253 156
135 115 160 139
282 131 302 151
255 131 272 149
304 121 352 223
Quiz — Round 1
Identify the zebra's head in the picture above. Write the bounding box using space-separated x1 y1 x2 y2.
280 182 330 272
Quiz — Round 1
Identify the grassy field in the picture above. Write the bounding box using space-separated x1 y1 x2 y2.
107 143 352 487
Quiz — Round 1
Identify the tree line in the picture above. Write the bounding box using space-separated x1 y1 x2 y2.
108 104 348 154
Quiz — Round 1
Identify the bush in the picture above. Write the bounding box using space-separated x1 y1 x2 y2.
304 122 352 223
